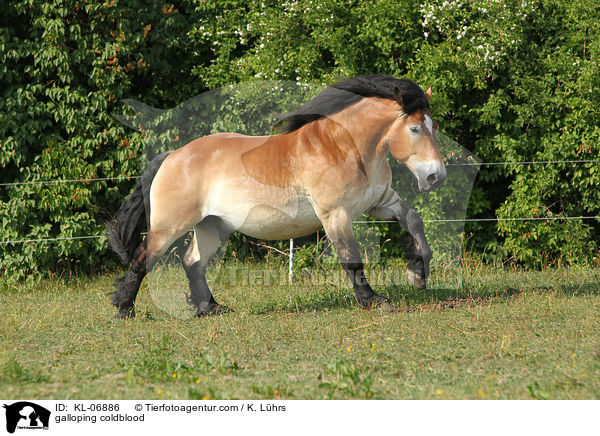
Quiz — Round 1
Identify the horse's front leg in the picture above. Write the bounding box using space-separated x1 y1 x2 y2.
369 191 431 289
319 207 392 309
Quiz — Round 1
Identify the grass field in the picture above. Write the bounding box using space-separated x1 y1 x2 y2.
1 257 599 400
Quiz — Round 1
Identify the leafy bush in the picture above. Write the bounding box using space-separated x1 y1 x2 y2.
1 0 598 280
410 0 600 266
0 0 203 280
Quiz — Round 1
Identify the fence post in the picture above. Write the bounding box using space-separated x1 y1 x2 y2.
288 238 294 284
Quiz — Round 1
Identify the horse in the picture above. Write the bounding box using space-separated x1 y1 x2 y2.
105 74 446 319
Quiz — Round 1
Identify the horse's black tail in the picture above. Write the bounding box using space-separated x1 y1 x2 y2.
105 151 172 265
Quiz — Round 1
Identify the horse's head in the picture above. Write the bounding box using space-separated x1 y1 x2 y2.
387 86 447 192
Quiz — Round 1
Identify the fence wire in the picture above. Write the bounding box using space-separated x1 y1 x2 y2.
0 176 140 187
0 159 598 188
2 217 599 245
1 158 599 245
446 159 600 167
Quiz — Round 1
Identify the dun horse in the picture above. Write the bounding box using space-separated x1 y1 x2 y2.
106 75 446 318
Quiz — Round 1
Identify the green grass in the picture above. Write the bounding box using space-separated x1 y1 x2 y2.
0 257 599 400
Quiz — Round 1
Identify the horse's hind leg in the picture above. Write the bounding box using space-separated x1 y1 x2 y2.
182 217 231 317
111 228 183 319
111 238 148 319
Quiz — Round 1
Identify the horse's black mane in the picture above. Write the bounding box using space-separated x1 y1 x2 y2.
275 74 429 133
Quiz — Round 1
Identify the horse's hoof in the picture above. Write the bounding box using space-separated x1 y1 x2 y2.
370 296 398 313
195 303 232 317
360 295 394 311
377 301 399 313
114 307 136 320
407 270 427 289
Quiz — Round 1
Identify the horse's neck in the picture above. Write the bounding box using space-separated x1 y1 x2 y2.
323 97 398 163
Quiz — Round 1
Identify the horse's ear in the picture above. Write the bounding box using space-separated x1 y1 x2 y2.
425 86 432 102
393 86 403 106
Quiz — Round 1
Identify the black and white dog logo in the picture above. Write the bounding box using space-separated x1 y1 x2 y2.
3 402 50 433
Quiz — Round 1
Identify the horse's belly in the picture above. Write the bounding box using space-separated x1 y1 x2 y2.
241 200 322 239
213 196 322 240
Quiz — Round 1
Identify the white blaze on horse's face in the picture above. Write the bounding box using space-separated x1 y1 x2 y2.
424 113 433 134
388 109 447 192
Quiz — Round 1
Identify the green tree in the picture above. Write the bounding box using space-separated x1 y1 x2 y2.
0 0 203 280
411 0 600 266
1 0 598 281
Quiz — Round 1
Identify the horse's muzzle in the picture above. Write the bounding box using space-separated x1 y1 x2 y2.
425 171 446 191
418 166 447 192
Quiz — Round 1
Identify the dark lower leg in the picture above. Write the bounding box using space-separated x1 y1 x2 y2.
111 241 150 319
111 269 144 319
341 261 390 308
323 211 391 309
183 261 229 316
402 210 430 286
403 234 429 289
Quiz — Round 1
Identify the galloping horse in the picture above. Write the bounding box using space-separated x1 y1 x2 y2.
106 75 446 318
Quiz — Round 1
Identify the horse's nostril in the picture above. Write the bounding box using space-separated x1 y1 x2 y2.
427 174 438 185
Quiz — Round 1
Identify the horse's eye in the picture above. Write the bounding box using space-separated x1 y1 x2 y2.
410 126 421 134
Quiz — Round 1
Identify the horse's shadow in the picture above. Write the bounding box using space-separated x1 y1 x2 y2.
250 279 600 315
250 285 492 315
